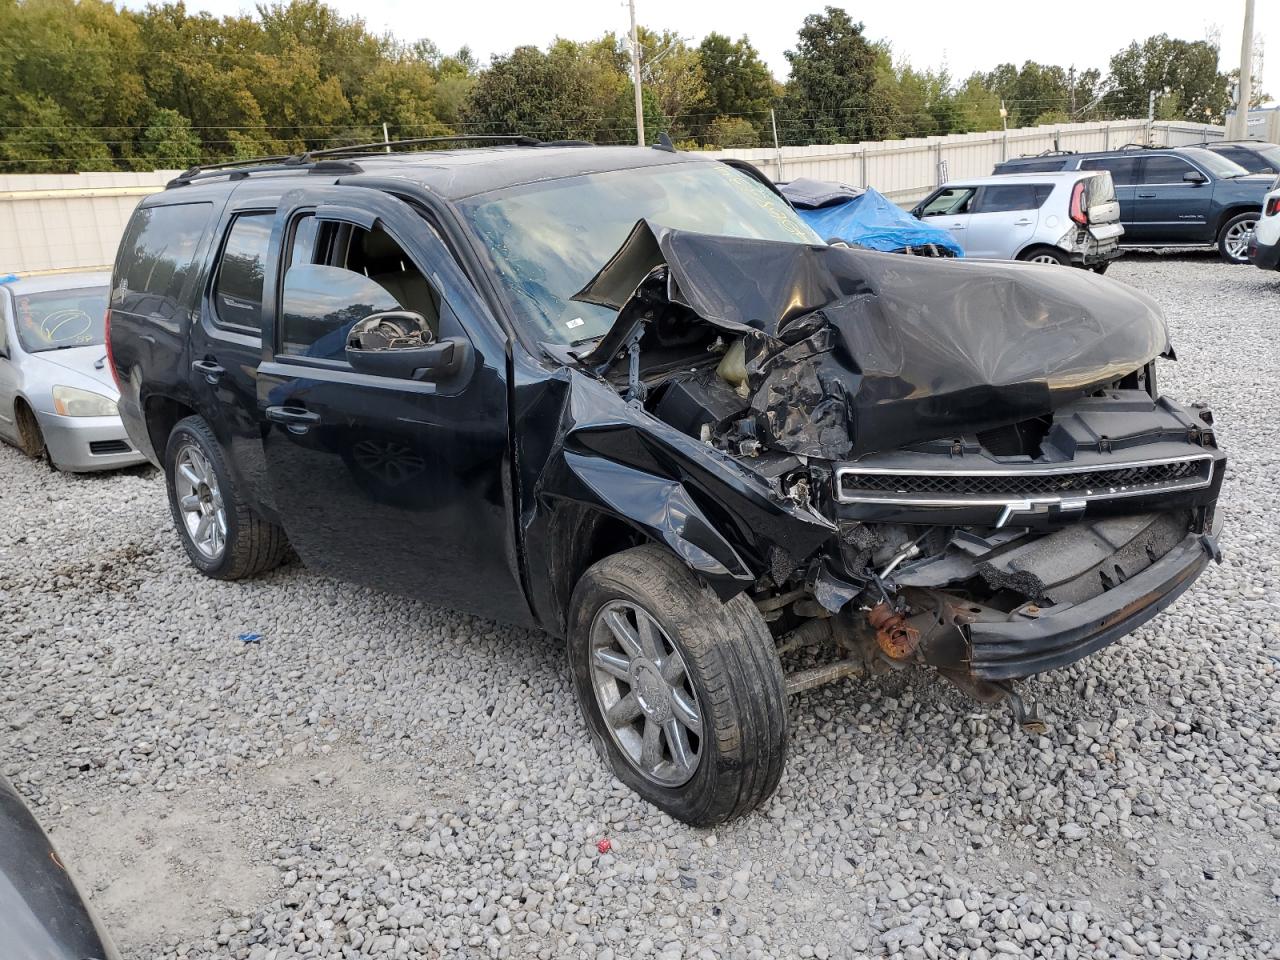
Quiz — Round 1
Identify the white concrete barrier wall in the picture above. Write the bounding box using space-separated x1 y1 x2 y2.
0 119 1227 274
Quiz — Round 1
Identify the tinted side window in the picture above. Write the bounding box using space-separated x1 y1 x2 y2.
1140 156 1194 183
279 215 442 361
998 159 1069 173
115 203 214 319
1080 157 1140 186
212 213 273 331
1214 146 1265 173
975 184 1050 213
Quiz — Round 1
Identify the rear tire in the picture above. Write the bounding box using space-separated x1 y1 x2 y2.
1017 246 1070 266
14 401 46 461
1090 262 1111 275
567 545 788 826
1217 212 1256 264
164 415 289 580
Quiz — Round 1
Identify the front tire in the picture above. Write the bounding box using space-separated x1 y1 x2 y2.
568 545 788 826
1217 212 1256 264
14 401 46 461
164 415 289 580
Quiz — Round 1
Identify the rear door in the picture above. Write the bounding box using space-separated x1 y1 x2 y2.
256 185 533 625
915 186 978 253
1079 157 1140 234
963 182 1050 258
1130 155 1212 243
187 190 278 509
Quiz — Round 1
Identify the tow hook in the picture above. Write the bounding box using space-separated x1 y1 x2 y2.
994 682 1047 735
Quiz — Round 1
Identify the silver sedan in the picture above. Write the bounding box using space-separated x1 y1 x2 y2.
0 270 147 472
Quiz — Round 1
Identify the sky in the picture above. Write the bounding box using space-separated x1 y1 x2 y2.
121 0 1275 94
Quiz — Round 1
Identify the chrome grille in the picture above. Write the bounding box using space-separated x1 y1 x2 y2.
836 455 1214 506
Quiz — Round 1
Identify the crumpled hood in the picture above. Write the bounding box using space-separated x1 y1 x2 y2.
576 221 1171 459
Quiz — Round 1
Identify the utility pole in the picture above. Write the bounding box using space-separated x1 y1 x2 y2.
1148 89 1157 144
1232 0 1256 139
628 0 645 146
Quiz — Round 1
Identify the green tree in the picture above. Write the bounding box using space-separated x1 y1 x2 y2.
636 27 704 137
779 7 894 144
981 61 1100 127
463 38 634 143
695 32 776 135
706 115 760 148
139 108 202 167
1103 35 1227 123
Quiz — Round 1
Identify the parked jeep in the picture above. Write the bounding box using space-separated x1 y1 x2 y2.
108 138 1225 825
993 145 1270 263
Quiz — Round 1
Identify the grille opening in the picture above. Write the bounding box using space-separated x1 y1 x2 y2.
89 439 131 456
838 457 1212 502
976 415 1052 458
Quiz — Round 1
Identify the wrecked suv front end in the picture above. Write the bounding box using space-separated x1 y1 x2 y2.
571 221 1224 722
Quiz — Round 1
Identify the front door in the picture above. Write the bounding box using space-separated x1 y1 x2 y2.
1130 155 1213 243
256 186 533 626
916 186 977 254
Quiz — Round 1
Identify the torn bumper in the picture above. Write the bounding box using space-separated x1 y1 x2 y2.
960 529 1217 681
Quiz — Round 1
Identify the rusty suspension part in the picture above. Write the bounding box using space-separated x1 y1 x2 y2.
866 601 920 660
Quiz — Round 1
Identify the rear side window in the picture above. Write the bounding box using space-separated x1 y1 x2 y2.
1080 157 1140 186
974 183 1052 213
114 203 214 319
212 213 273 332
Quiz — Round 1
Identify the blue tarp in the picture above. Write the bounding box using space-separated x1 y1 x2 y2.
780 179 964 257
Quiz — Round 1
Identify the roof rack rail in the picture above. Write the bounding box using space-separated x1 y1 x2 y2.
1119 142 1165 150
299 134 543 161
165 134 575 189
167 157 363 188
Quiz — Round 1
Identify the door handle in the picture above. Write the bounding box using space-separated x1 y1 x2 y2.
1013 219 1033 226
265 405 321 435
191 359 225 384
1137 193 1157 198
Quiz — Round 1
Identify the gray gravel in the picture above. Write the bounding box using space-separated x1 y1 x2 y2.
2 253 1279 960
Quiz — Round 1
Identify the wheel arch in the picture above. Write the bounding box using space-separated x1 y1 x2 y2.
1215 204 1260 238
1015 242 1070 262
143 392 198 466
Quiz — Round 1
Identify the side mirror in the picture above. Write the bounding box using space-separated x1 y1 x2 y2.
346 311 468 381
1183 170 1207 184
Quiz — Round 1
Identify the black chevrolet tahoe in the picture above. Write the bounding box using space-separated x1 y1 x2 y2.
107 137 1225 825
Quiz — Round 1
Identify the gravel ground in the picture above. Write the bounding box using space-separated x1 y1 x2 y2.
2 254 1279 960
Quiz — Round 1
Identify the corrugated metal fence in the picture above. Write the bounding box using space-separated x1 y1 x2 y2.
705 119 1227 202
0 118 1226 274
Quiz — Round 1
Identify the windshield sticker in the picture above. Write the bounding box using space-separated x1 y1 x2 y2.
566 317 585 329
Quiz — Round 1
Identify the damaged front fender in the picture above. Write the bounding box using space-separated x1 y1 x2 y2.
520 371 837 632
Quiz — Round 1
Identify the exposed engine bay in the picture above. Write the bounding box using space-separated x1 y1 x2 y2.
570 221 1225 727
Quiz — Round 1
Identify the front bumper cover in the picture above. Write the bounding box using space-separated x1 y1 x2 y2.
962 530 1217 681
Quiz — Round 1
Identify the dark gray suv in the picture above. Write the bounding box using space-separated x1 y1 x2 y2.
994 146 1271 263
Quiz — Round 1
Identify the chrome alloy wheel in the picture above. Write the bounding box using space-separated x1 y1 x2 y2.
1028 252 1063 265
588 600 703 787
1223 219 1255 262
175 444 227 560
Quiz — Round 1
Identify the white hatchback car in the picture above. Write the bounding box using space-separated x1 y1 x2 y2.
911 170 1124 271
1249 178 1280 272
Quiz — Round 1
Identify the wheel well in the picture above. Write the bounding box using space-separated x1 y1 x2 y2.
1016 243 1065 261
548 508 648 635
1216 206 1258 238
143 394 197 462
